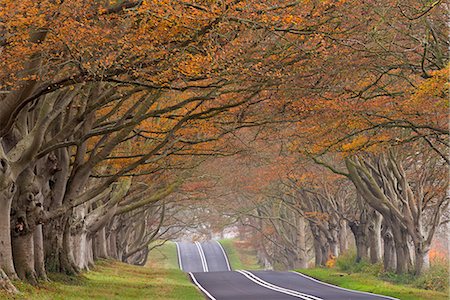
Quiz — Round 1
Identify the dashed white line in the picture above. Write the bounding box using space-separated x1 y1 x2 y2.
195 241 209 272
215 240 232 271
189 272 217 300
237 270 323 300
290 271 399 300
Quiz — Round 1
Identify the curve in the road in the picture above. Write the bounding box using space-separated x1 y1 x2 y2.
247 270 398 300
238 270 321 300
177 241 398 300
176 241 231 272
290 271 399 300
190 271 315 300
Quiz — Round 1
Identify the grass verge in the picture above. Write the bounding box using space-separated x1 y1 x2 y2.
297 268 449 300
1 242 202 300
219 239 261 270
147 241 180 270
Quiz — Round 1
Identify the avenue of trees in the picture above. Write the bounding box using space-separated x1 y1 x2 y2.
0 0 448 293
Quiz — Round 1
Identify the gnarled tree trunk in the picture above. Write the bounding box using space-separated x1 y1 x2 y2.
382 221 396 272
33 224 47 281
349 220 369 263
12 234 37 285
368 210 382 264
0 156 17 279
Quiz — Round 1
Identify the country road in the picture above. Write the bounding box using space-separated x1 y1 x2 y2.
176 241 398 300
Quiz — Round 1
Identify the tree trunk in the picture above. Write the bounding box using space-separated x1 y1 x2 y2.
391 225 410 274
86 237 95 268
12 234 38 285
338 220 349 254
349 221 369 262
414 246 430 275
313 238 323 266
44 215 77 274
93 227 109 259
33 224 47 280
0 194 16 279
368 211 382 264
61 216 78 275
310 223 328 267
107 231 119 260
329 234 339 258
382 223 396 272
72 230 89 271
296 216 308 269
43 217 64 272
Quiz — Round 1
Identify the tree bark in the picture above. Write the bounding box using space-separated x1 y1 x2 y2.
72 230 89 271
296 216 308 269
414 246 430 275
43 216 64 272
0 193 16 278
349 220 369 263
93 227 109 259
382 222 396 272
61 215 78 275
391 225 410 274
33 224 47 280
12 234 37 285
338 220 349 254
107 230 119 260
313 238 323 266
368 210 382 264
0 156 17 279
0 268 17 294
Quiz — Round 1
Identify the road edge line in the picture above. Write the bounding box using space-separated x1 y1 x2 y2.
290 271 400 300
215 240 232 271
174 242 183 271
188 272 217 300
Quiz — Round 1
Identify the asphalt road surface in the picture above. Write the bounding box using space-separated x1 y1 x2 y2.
176 241 231 272
200 241 231 272
176 241 397 300
176 241 205 272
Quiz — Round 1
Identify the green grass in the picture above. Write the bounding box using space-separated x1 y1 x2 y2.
296 268 449 300
334 250 449 293
219 239 261 270
147 241 180 270
1 242 202 300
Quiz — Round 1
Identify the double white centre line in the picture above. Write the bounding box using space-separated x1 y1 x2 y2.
237 270 323 300
195 241 209 272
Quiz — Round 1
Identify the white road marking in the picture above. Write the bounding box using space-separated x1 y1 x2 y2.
238 270 323 300
215 240 232 271
195 241 209 272
290 271 399 300
174 242 183 271
189 272 217 300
